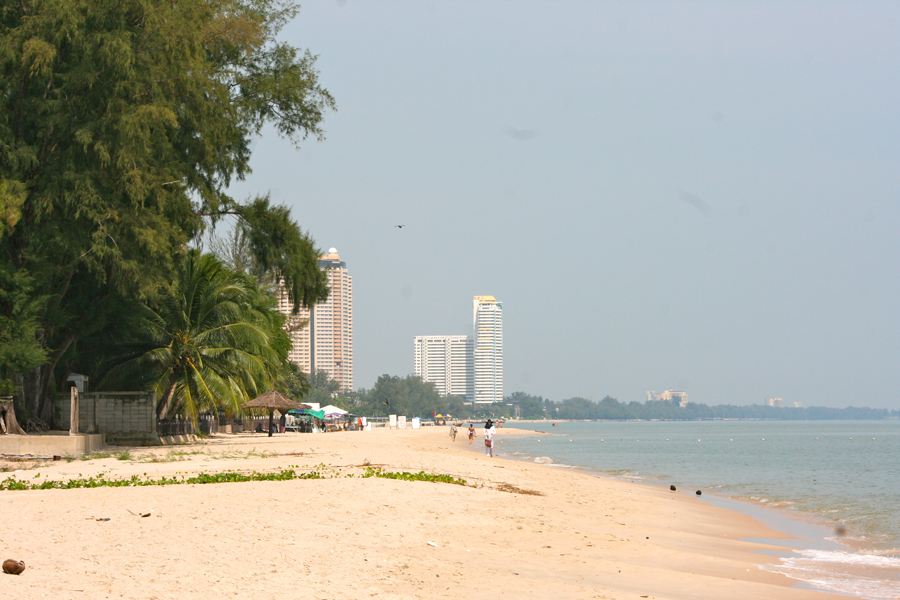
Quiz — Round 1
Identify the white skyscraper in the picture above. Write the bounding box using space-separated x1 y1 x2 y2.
473 295 503 404
413 295 503 404
413 335 473 400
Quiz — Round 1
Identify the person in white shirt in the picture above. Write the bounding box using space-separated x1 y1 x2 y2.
483 419 497 457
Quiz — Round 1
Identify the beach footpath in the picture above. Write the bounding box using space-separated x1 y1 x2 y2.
0 426 855 600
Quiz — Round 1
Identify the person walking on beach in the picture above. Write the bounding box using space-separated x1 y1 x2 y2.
449 424 458 442
484 419 497 457
467 424 475 445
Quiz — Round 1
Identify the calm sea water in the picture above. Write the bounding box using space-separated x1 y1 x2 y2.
497 420 900 600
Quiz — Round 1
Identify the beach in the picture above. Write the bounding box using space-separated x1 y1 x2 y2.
0 426 856 600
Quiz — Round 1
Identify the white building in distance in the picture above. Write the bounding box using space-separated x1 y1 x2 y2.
413 335 473 399
647 389 689 408
473 295 503 404
413 295 504 404
765 396 785 408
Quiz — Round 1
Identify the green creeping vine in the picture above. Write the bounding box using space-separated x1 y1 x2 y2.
0 468 322 490
361 467 466 486
0 466 467 490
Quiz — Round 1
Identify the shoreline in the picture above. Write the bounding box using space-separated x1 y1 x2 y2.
481 427 857 580
1 426 856 600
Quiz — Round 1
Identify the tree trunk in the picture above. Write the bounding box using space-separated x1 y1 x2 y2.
157 384 176 421
0 397 26 435
20 333 75 430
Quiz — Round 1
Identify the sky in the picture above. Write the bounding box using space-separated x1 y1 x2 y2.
224 1 899 409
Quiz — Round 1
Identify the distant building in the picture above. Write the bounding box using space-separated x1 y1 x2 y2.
277 248 353 393
647 389 689 408
765 396 785 408
413 335 473 400
473 295 503 404
793 401 802 408
413 295 504 404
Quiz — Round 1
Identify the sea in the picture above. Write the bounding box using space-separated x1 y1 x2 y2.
496 420 900 600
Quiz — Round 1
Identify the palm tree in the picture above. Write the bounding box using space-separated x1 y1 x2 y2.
104 250 286 421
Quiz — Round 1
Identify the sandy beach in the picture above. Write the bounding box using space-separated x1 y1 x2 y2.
0 426 855 600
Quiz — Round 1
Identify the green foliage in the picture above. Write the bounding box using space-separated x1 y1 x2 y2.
505 391 546 419
101 250 287 420
273 360 311 402
237 197 329 313
361 374 446 418
0 468 322 491
0 0 334 419
300 368 347 407
361 467 466 486
0 265 47 395
0 466 472 491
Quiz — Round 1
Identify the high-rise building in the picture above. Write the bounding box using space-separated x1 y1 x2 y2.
277 248 353 392
473 295 503 404
413 295 503 404
413 335 473 400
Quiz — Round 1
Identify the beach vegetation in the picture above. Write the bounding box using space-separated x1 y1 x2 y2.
0 0 333 427
100 250 290 421
361 467 467 486
0 465 469 490
0 468 323 490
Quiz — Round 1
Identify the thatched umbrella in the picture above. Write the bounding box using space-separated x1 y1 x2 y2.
244 391 311 437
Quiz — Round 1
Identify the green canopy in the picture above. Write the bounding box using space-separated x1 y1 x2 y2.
291 408 325 419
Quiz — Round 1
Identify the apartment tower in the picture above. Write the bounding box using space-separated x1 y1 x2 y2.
473 295 503 404
278 247 353 392
413 335 474 400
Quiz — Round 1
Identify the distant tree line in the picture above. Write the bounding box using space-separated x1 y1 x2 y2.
503 392 899 421
305 384 899 422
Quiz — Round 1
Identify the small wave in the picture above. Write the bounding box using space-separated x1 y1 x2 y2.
763 549 900 600
788 550 900 568
533 456 554 464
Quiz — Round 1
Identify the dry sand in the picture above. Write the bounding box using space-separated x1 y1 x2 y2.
0 426 854 600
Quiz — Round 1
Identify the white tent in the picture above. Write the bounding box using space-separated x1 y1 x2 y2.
320 405 348 417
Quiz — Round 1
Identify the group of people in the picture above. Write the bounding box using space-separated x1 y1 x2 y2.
448 419 497 457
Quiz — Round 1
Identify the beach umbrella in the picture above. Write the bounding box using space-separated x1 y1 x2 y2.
244 391 311 437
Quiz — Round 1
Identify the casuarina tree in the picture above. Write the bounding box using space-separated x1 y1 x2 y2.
0 0 334 424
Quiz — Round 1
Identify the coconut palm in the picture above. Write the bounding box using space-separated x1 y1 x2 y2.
104 250 287 421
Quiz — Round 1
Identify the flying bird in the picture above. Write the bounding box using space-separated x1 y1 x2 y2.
395 225 404 229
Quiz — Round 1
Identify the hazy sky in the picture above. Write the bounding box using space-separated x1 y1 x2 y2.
225 1 899 409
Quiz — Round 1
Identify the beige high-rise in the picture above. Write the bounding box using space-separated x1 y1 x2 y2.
277 248 353 392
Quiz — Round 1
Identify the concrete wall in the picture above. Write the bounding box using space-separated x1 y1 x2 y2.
0 433 104 456
57 392 159 445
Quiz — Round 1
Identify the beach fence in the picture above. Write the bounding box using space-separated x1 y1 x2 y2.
155 415 216 437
